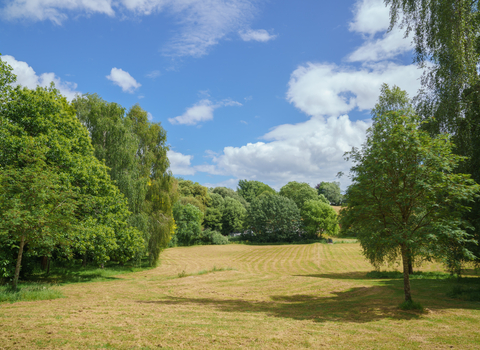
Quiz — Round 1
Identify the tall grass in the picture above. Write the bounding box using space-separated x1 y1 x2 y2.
0 283 63 303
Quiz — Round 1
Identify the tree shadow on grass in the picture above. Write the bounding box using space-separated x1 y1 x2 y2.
137 278 480 324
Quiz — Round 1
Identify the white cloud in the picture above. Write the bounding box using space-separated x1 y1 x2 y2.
1 0 258 57
147 112 153 121
146 70 160 78
106 67 141 93
347 28 412 62
1 55 79 100
202 178 239 190
168 98 241 125
196 115 370 189
286 61 422 117
167 150 196 176
349 0 390 35
239 29 276 42
1 0 114 25
169 99 215 125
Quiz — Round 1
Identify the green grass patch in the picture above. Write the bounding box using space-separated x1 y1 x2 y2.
366 270 452 280
177 266 236 278
447 278 480 301
0 283 63 303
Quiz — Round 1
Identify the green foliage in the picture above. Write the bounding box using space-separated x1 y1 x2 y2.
203 229 229 245
203 192 224 232
73 95 176 266
177 179 209 213
212 186 248 208
172 203 203 246
0 85 143 287
398 300 424 312
221 197 247 235
341 109 479 301
386 1 480 269
301 200 339 239
237 180 276 203
245 194 302 243
279 181 328 210
315 182 343 205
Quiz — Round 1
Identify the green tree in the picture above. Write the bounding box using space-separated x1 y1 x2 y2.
74 95 176 266
245 194 302 243
340 110 479 302
203 192 224 232
0 83 143 283
0 148 77 289
279 181 328 210
237 180 276 203
177 179 209 213
301 200 339 239
172 203 203 246
212 187 248 208
221 197 246 235
315 182 343 205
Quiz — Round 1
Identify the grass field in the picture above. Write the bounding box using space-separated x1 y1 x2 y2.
1 242 479 349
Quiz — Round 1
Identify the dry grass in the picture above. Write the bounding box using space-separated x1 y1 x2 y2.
1 243 480 349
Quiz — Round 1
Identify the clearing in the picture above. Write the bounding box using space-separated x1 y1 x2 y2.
1 242 479 349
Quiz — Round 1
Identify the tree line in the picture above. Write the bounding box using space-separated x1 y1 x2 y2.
0 57 342 289
171 179 341 246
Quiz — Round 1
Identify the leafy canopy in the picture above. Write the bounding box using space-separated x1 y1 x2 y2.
340 110 479 301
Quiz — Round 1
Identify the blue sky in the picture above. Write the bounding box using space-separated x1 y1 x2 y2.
0 0 422 190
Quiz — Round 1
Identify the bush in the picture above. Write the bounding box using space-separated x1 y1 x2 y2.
399 300 424 311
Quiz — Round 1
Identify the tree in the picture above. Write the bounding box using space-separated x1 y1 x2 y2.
0 83 144 284
172 203 203 246
315 182 343 205
203 192 224 232
221 197 246 235
177 179 209 213
245 194 302 243
385 0 480 268
301 200 339 239
340 110 479 302
0 148 77 289
279 181 328 210
74 95 176 266
212 186 248 208
237 180 276 203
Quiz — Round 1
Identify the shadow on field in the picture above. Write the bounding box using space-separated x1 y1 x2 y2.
137 278 480 323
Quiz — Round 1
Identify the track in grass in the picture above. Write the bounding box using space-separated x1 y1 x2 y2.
1 242 479 349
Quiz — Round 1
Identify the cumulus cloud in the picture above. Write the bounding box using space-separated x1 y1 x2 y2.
167 150 196 176
196 115 370 189
286 62 422 117
349 0 389 35
106 68 141 93
239 29 276 42
169 98 241 125
347 28 412 62
2 55 80 100
2 0 258 57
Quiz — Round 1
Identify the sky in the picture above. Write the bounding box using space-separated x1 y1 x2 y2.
0 0 423 191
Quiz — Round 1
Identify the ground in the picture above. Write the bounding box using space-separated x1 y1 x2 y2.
1 242 479 349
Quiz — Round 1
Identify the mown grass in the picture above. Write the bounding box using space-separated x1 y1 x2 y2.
1 243 480 349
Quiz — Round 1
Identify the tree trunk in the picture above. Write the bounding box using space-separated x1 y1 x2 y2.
41 256 48 270
47 257 51 275
408 259 414 275
13 235 26 290
82 254 87 267
401 244 412 302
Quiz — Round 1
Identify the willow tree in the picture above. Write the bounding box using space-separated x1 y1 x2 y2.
341 110 479 302
74 96 177 266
